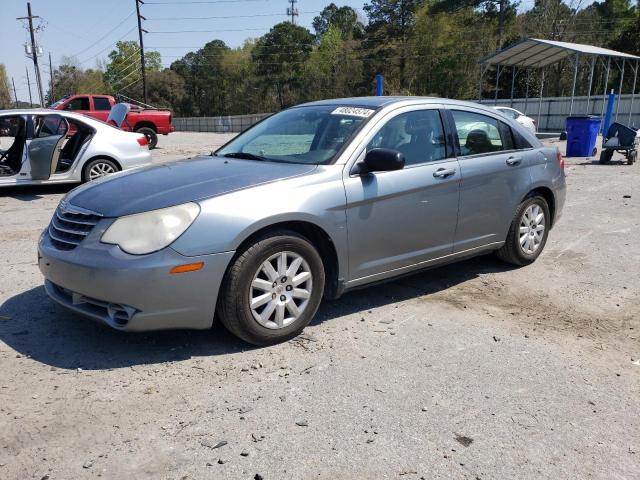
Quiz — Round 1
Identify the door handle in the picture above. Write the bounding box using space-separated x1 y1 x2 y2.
506 156 522 166
433 168 456 178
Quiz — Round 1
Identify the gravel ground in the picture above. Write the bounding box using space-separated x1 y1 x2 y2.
0 133 638 480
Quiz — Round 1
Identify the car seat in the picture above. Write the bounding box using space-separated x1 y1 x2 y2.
398 112 445 163
465 129 494 155
0 117 27 174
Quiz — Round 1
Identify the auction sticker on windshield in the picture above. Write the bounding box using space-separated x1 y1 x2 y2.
331 107 375 118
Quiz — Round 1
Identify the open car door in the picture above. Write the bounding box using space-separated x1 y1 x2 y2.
106 103 131 129
28 115 68 180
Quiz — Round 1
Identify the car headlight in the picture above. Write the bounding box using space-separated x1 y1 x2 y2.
101 202 200 255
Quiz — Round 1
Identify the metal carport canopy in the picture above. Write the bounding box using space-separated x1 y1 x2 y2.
481 38 640 68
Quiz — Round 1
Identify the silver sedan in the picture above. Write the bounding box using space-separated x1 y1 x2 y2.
38 97 566 345
0 109 152 187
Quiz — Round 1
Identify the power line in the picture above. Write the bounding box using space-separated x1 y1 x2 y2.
148 28 270 33
145 0 271 4
78 26 138 65
71 10 136 58
148 11 319 20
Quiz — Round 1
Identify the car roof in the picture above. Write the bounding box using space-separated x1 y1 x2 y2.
0 108 108 127
295 96 518 118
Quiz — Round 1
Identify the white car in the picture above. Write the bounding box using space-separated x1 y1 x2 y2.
0 108 152 187
494 107 537 134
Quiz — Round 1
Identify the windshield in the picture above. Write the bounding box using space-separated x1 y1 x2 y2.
48 97 68 109
216 105 374 164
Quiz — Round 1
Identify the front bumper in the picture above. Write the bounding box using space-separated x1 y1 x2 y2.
38 231 234 331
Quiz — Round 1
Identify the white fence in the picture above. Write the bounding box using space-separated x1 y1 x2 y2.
481 93 640 132
173 94 640 134
173 113 271 133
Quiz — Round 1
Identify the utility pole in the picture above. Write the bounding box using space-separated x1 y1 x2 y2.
497 0 506 50
26 67 33 107
287 0 299 25
17 2 45 107
49 52 54 102
135 0 148 103
11 77 18 106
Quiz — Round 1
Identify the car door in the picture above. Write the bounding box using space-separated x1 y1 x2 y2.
91 96 113 122
343 106 460 283
446 107 532 253
28 115 68 180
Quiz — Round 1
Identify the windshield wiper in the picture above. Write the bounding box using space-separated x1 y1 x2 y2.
222 152 267 161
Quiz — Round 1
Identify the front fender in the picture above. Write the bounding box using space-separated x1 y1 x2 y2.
170 167 349 274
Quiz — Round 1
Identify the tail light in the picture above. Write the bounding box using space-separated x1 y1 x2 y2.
137 135 149 147
556 148 565 170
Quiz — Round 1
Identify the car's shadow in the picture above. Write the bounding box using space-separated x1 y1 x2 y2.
575 158 629 166
0 184 75 201
0 255 513 371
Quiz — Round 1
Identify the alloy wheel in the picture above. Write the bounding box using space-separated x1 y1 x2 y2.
249 251 313 330
519 204 545 255
88 162 116 180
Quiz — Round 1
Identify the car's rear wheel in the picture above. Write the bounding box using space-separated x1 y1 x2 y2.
136 127 157 149
82 158 119 183
217 230 325 345
497 195 550 266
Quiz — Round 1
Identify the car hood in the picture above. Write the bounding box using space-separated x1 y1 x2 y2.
66 155 317 217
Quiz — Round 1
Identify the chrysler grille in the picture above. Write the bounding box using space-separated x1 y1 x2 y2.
48 206 102 250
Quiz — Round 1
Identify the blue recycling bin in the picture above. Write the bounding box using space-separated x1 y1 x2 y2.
565 116 601 157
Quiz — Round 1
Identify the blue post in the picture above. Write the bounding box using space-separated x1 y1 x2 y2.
375 74 383 96
602 90 616 135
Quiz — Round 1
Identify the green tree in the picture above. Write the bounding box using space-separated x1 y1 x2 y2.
146 69 186 112
362 0 424 90
170 40 230 115
312 3 364 39
104 41 161 99
408 5 495 98
303 25 364 100
252 22 314 108
609 9 640 55
220 42 265 114
48 63 106 103
0 64 12 108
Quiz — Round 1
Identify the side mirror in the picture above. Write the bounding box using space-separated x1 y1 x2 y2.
352 148 405 176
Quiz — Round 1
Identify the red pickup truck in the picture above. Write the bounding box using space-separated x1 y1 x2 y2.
49 94 174 148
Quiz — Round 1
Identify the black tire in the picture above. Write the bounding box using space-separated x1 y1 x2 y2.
217 230 325 346
496 195 551 266
599 149 613 164
628 150 637 166
81 157 119 183
136 127 157 149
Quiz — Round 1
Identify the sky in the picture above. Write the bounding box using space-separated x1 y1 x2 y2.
1 0 371 103
1 0 544 103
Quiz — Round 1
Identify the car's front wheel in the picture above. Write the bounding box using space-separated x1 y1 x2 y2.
217 230 325 345
497 195 550 266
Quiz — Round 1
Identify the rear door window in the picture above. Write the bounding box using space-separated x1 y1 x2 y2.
93 97 111 111
452 110 514 156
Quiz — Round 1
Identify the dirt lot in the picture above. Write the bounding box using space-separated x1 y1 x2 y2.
0 132 638 480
